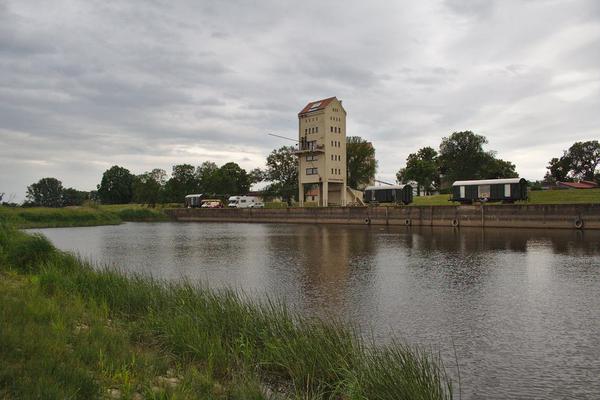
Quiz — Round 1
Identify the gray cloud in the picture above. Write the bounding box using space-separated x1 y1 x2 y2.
1 0 600 200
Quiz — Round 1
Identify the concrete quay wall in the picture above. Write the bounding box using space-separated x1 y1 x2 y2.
165 204 600 230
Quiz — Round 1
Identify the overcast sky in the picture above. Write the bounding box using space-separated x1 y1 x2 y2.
1 0 599 201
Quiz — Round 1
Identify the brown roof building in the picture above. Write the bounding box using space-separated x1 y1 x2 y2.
557 180 598 189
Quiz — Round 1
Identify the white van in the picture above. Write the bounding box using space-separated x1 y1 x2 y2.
227 196 263 208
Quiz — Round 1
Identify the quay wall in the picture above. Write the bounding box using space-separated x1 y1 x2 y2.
165 204 600 230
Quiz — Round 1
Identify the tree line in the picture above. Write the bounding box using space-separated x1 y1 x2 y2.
396 131 600 194
21 136 378 207
396 131 519 195
17 132 599 207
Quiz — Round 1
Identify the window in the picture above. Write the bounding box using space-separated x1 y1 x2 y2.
306 167 318 175
331 168 334 174
315 127 318 133
306 155 317 161
305 128 307 134
460 186 465 198
330 126 333 132
504 184 511 197
478 185 491 199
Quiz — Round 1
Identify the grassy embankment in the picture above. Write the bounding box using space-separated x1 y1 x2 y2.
0 224 453 399
0 204 169 229
411 188 600 206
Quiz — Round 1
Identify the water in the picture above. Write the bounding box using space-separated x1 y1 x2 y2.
31 222 600 399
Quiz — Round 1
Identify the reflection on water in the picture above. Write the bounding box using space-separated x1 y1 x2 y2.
32 223 600 400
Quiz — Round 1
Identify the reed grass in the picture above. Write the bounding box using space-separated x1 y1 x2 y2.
0 224 453 399
0 205 167 229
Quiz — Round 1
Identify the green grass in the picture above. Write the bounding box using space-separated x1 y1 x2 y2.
0 206 122 229
264 202 288 209
411 195 457 206
524 188 600 204
0 205 169 229
0 224 454 399
410 189 600 206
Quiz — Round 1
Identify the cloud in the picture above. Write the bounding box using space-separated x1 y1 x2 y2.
1 0 600 199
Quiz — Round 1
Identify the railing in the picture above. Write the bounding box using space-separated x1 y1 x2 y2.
295 143 325 152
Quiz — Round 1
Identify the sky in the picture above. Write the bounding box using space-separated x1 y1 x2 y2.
1 0 599 201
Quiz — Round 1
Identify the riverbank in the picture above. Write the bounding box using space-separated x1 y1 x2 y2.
0 224 453 399
0 205 168 229
166 203 600 230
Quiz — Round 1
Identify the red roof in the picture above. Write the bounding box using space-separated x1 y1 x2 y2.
557 181 598 189
298 97 337 116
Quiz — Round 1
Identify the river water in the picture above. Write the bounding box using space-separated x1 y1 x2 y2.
31 222 600 399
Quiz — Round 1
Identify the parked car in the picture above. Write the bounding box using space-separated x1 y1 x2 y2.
200 199 224 208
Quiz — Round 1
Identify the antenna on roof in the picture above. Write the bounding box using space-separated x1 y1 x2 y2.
268 133 299 143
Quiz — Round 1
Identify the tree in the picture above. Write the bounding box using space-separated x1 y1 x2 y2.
264 146 298 202
26 177 64 207
438 131 490 184
212 162 250 195
544 156 571 184
164 164 199 202
544 140 600 183
248 168 265 185
346 136 377 189
480 156 518 179
97 166 135 204
133 169 166 206
62 188 88 206
396 147 438 195
566 140 600 181
437 131 518 186
196 161 219 194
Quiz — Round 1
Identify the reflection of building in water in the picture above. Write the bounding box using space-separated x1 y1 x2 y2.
274 225 378 313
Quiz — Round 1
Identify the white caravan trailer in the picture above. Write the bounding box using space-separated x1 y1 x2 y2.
184 194 204 208
227 196 263 208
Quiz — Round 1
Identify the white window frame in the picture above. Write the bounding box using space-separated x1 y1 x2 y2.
504 184 511 197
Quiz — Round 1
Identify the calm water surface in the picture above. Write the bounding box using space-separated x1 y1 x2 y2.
32 222 600 399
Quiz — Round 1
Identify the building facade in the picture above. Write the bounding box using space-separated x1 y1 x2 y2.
296 97 347 207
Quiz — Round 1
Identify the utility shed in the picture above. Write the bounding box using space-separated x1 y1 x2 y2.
363 185 413 205
451 178 528 203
